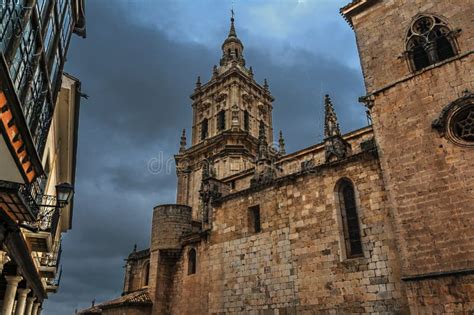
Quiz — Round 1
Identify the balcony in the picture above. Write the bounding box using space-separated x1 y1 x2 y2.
39 241 61 279
0 1 56 184
0 180 39 222
45 266 62 294
24 206 60 253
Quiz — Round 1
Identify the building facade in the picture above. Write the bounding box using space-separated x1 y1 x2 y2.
80 1 473 314
0 1 85 314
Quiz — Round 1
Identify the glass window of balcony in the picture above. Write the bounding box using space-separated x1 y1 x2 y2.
32 99 53 158
9 21 38 95
50 48 61 91
57 0 67 15
24 66 46 127
36 0 48 24
43 13 56 55
60 4 72 49
0 1 24 53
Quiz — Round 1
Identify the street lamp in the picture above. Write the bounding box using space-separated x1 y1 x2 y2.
55 183 74 207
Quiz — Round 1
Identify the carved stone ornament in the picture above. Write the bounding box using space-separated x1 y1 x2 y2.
214 93 228 103
199 101 212 111
242 93 253 103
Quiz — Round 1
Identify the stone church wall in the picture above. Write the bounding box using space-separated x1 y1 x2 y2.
350 0 474 93
165 151 408 314
349 1 474 312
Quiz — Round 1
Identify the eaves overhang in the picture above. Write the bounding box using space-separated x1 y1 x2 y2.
340 0 378 28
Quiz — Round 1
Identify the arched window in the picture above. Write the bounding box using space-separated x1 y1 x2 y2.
142 261 150 287
201 118 208 140
337 179 363 258
244 110 250 131
406 15 458 72
188 248 196 275
217 110 226 131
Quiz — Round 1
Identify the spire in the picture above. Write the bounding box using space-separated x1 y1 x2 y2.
229 10 237 38
324 94 341 138
323 94 350 162
251 121 276 187
179 129 186 153
220 11 245 67
278 130 286 155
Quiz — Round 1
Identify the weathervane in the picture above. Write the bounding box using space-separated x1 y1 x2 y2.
231 0 235 19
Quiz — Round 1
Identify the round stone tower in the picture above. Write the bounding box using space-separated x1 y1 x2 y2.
151 204 193 250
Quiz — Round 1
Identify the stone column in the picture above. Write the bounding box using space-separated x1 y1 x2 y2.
36 304 42 315
0 251 9 274
31 302 40 315
1 275 23 315
14 288 30 315
24 296 36 315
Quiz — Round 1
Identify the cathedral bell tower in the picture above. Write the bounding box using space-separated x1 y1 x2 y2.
175 14 275 217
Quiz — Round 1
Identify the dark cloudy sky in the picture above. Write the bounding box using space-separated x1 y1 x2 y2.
44 0 367 313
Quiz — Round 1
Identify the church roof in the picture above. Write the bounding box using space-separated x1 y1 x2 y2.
127 248 150 260
77 289 152 314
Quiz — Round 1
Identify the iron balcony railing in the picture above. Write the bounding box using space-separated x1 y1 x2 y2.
22 174 62 235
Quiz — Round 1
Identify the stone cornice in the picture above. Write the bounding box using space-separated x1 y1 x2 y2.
213 148 378 205
190 66 274 103
360 51 474 107
340 0 378 28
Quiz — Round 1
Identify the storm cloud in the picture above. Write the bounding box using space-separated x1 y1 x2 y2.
44 1 366 313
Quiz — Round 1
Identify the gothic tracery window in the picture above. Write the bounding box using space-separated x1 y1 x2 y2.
337 179 363 258
406 15 458 72
453 107 474 142
432 92 474 147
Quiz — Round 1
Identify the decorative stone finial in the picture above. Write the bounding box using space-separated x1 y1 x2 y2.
257 122 269 161
195 76 201 90
249 66 254 78
279 130 286 155
179 129 186 153
213 65 218 77
324 94 341 138
251 122 276 186
263 78 269 90
323 94 350 162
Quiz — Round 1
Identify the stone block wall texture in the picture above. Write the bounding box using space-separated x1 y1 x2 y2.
149 204 192 303
162 154 408 314
350 1 474 313
405 274 474 314
351 0 474 93
123 254 150 294
151 205 193 250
